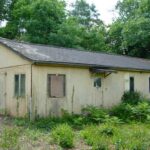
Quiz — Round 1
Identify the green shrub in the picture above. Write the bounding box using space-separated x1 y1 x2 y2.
81 125 113 149
105 116 123 125
130 102 150 122
110 102 150 122
92 141 109 150
51 124 74 148
24 128 44 141
101 127 114 136
121 91 144 105
13 118 30 127
109 103 133 121
80 125 98 146
82 106 108 123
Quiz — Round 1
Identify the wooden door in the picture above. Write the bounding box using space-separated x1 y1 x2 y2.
0 73 6 114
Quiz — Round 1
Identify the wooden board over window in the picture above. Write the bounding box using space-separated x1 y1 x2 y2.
48 74 66 98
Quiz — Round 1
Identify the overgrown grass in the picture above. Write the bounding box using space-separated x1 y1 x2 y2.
81 123 150 150
1 91 150 149
0 127 21 149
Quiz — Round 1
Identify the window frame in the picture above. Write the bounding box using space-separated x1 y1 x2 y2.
14 74 26 97
47 74 66 98
94 77 102 88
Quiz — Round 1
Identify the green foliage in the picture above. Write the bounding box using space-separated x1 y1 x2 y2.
80 124 117 149
13 117 30 126
24 128 44 141
8 100 150 149
15 0 66 44
81 123 150 150
70 0 102 28
110 102 150 122
0 0 108 53
121 91 144 105
51 124 74 148
0 0 6 21
82 106 108 123
109 103 131 121
100 127 115 136
109 0 150 58
0 127 21 149
0 0 12 21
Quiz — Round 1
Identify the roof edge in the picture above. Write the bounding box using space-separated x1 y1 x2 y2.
33 61 150 72
0 37 150 62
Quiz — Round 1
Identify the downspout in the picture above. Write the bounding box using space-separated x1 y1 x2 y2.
4 72 7 115
29 63 33 120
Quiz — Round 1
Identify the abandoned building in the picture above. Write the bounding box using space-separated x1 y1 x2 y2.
0 37 150 118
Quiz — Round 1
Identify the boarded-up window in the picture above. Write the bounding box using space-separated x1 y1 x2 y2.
14 74 26 97
130 77 134 92
48 74 66 98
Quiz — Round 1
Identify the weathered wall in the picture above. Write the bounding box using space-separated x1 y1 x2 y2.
32 65 103 117
0 65 31 117
0 44 31 117
32 65 150 117
1 44 150 118
0 45 29 68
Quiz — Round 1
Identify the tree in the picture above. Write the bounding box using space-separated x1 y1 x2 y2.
0 0 6 22
0 0 66 42
13 0 66 43
0 0 108 52
0 0 12 22
70 0 102 28
65 0 108 51
108 0 150 58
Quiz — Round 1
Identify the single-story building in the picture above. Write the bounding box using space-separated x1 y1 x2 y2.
0 37 150 119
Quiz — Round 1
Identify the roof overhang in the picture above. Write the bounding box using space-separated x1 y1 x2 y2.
90 68 117 73
90 67 118 78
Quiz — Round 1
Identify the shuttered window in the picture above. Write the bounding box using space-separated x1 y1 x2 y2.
48 74 66 98
14 74 26 97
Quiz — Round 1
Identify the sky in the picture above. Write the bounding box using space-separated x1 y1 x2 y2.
66 0 119 25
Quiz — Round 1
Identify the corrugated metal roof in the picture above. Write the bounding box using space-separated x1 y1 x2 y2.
0 37 150 71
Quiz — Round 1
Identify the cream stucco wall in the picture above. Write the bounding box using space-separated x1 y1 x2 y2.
32 65 150 117
1 44 150 118
32 65 103 117
0 45 31 117
0 45 30 68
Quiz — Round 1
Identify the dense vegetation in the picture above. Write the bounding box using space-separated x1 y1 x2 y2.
1 91 150 149
0 0 150 58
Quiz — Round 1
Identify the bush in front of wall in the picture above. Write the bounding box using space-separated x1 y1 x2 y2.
121 91 144 105
51 124 74 148
130 102 150 122
110 101 150 122
109 103 132 121
82 106 108 123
